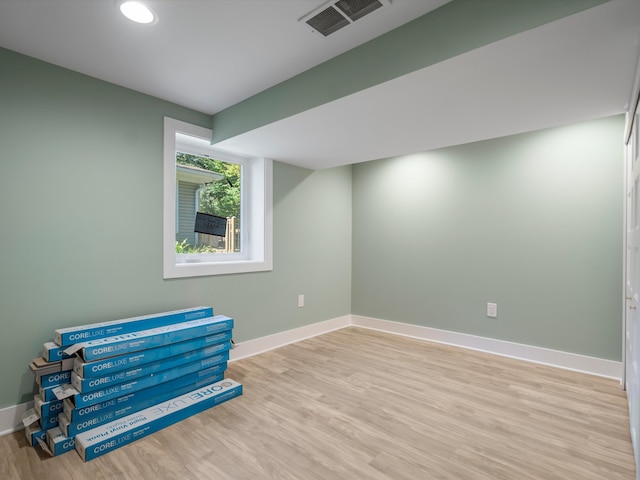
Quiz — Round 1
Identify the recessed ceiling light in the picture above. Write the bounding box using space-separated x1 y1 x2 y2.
119 1 157 24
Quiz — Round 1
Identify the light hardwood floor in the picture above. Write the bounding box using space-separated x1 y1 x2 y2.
0 327 636 479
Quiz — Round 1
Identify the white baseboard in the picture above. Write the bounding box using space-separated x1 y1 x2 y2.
229 315 351 362
351 315 622 380
0 400 33 437
0 313 622 436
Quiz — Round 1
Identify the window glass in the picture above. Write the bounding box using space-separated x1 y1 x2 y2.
175 153 241 254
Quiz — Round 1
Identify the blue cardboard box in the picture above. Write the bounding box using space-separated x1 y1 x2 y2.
40 385 66 402
55 306 213 347
75 379 242 461
71 349 229 393
45 427 75 456
34 394 64 418
64 370 226 421
38 412 59 430
24 422 47 447
68 315 233 361
42 342 74 362
37 370 72 388
74 333 231 377
71 359 228 408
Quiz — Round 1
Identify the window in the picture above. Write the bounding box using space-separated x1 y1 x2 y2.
163 117 272 278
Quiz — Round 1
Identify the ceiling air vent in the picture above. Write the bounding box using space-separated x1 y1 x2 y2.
301 0 391 37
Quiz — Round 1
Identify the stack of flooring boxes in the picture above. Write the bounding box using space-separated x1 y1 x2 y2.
24 306 242 461
25 344 75 448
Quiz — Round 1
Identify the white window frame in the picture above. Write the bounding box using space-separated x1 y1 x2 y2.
163 117 273 278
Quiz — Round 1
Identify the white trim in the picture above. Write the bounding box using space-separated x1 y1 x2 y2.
0 400 32 436
351 315 622 380
1 314 622 435
623 132 630 390
229 315 351 362
624 44 640 144
163 117 273 278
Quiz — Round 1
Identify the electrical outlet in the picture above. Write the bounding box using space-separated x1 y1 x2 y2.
298 294 304 308
487 302 497 318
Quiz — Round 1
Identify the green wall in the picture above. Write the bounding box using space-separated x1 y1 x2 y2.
352 115 624 361
0 48 352 407
0 46 626 408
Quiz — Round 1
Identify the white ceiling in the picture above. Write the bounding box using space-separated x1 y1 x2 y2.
0 0 639 169
0 0 448 114
216 0 640 169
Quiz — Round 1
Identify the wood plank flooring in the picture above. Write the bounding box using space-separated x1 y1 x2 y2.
0 327 636 479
